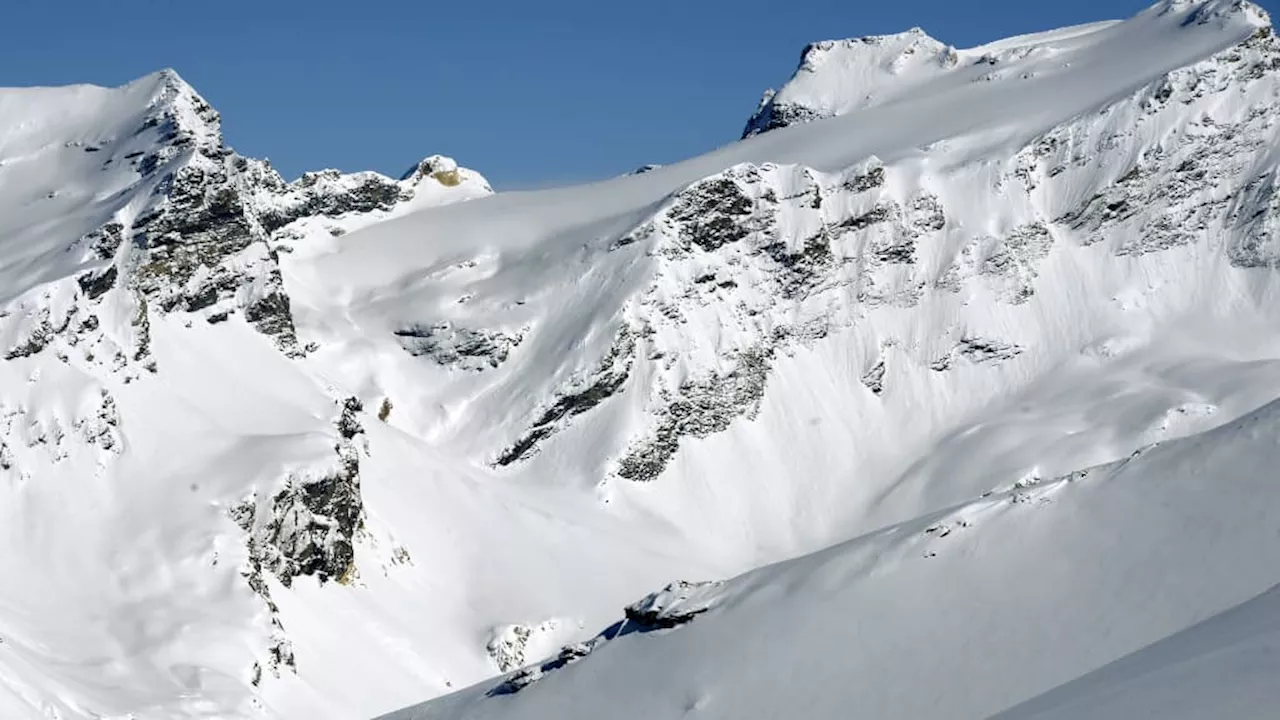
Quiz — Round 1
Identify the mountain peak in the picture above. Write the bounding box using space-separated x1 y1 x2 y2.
400 154 462 185
1158 0 1271 26
135 67 223 150
742 0 1270 139
798 26 944 57
742 27 957 138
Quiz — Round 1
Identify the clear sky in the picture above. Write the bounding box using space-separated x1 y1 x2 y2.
3 0 1273 188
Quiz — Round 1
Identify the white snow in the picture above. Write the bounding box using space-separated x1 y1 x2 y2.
995 583 1280 720
386 392 1280 719
1 1 1279 719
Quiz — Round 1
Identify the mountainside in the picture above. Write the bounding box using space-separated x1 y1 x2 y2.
3 1 1280 719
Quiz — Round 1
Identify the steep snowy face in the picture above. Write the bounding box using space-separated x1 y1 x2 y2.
743 0 1272 138
0 69 490 369
4 1 1280 719
364 0 1280 555
389 392 1280 720
379 0 1280 717
743 28 959 137
0 70 492 719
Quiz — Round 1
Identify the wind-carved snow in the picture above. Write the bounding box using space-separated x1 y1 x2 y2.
496 157 975 477
6 1 1280 719
504 24 1280 476
744 28 960 137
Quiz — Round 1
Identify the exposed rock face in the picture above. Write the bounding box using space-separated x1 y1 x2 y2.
230 397 367 680
255 169 406 234
395 322 526 371
234 397 366 590
1029 25 1280 264
483 579 724 697
743 88 825 138
1 70 490 375
486 625 534 674
615 346 772 482
930 338 1024 372
499 157 980 478
498 12 1280 486
496 329 635 466
947 223 1055 304
485 619 567 673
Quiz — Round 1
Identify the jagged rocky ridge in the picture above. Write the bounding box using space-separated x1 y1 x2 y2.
498 158 1019 478
0 70 491 699
494 10 1280 487
5 71 489 371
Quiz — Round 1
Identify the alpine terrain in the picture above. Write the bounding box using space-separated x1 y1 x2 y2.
2 1 1280 718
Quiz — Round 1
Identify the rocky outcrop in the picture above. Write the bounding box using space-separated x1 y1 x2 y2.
230 397 368 680
604 162 951 480
1 71 490 375
615 346 771 482
623 580 724 629
496 329 635 466
942 223 1054 304
1035 25 1280 263
485 580 724 697
485 619 567 674
395 322 526 372
0 387 122 483
234 397 366 589
931 338 1023 372
743 89 827 138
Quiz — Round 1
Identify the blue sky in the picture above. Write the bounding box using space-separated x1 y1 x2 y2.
3 0 1272 188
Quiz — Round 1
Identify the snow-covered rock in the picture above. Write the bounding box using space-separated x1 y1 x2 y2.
4 1 1280 719
743 28 959 137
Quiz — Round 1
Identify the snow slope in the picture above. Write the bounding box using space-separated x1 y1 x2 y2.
2 1 1280 718
387 392 1280 719
995 583 1280 720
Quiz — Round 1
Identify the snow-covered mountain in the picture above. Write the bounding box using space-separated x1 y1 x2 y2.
3 1 1280 718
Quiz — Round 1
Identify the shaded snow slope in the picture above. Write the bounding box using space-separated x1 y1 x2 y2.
386 393 1280 719
995 583 1280 719
3 1 1280 719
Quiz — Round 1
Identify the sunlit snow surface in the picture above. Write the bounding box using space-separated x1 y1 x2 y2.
2 1 1280 719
